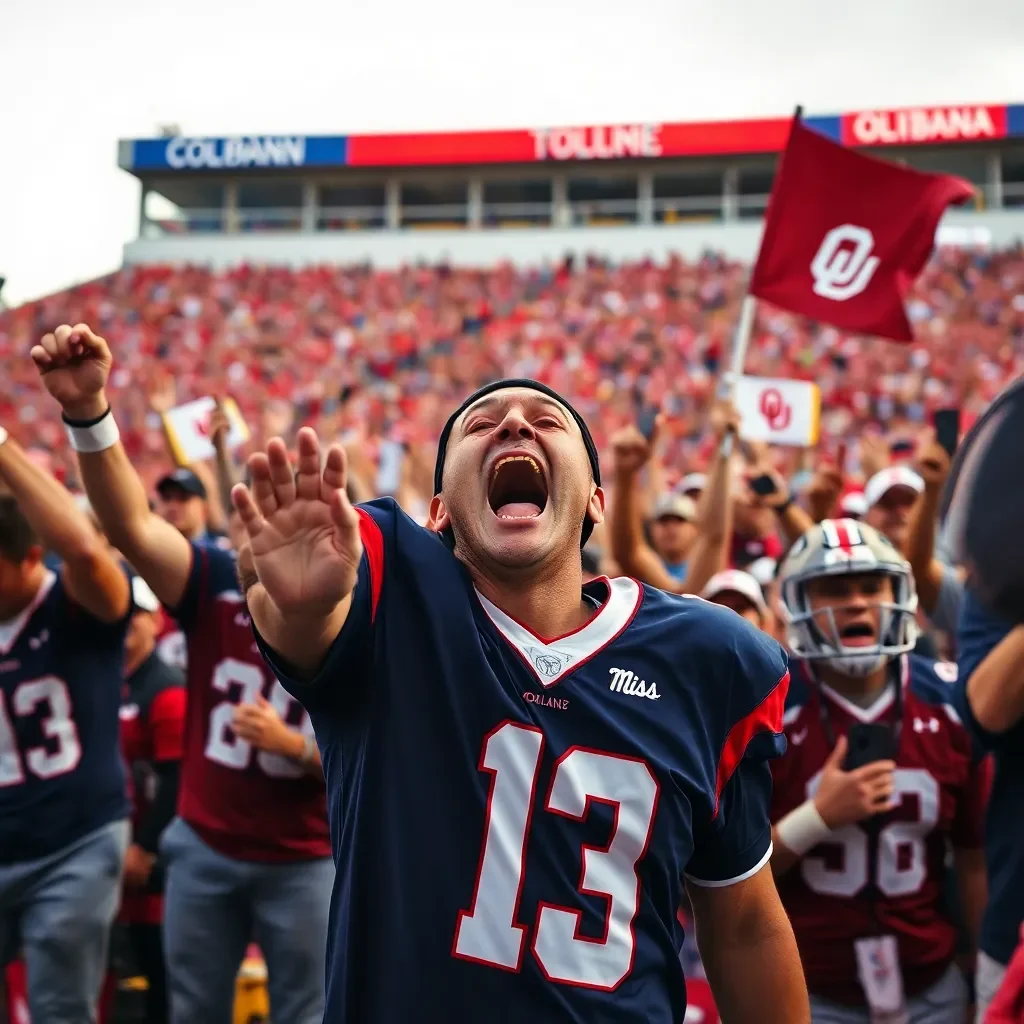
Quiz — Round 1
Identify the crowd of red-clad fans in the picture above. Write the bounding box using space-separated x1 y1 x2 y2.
2 247 1022 493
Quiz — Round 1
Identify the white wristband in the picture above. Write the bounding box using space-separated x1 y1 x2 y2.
0 426 8 448
64 409 120 454
776 800 832 856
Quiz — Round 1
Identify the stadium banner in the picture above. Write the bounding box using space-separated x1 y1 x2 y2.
734 376 820 448
121 104 1020 172
840 104 1008 147
343 116 842 167
127 136 348 171
163 397 250 465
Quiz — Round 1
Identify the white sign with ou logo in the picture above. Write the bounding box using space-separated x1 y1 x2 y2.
734 375 820 448
162 397 250 466
810 224 881 301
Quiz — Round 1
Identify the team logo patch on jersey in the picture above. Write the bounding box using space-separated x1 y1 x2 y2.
525 647 571 678
608 667 661 700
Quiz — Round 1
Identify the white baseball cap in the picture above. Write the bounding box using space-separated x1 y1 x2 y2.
840 491 868 518
701 570 768 616
864 467 924 509
132 576 161 614
652 493 698 522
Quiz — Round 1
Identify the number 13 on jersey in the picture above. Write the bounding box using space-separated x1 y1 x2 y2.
453 721 660 991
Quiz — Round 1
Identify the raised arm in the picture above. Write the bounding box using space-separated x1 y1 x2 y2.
31 324 192 609
606 423 682 593
905 437 950 615
0 430 130 622
962 624 1024 735
675 406 739 595
232 428 362 678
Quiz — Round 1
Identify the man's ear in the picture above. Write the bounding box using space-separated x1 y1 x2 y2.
586 485 605 528
427 495 450 534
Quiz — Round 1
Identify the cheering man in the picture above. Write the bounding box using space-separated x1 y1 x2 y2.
224 375 809 1023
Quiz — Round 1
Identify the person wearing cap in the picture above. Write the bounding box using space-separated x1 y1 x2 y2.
155 468 228 551
227 375 807 1024
34 324 333 1024
119 576 186 1024
702 570 771 633
649 492 699 581
863 466 925 553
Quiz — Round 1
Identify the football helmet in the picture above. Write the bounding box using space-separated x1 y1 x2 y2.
778 518 919 676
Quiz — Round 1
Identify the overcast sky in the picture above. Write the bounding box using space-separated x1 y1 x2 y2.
2 0 1023 305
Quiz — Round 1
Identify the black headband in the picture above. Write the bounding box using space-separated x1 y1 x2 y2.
433 378 601 549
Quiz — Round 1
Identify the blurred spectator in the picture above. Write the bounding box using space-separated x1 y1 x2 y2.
863 467 925 551
700 569 770 631
905 434 965 635
649 493 699 580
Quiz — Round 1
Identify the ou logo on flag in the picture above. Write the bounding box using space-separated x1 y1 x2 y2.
810 224 881 301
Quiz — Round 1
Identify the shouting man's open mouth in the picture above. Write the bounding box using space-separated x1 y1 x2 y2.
488 453 549 521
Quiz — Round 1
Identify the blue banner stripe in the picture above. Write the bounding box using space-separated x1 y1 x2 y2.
1006 105 1024 138
129 136 348 172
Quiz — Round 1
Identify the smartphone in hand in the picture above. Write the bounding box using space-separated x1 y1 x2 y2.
933 408 961 458
748 473 779 497
636 406 659 441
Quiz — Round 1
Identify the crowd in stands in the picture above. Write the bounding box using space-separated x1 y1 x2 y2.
2 247 1022 498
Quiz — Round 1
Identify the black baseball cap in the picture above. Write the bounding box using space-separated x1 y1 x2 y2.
156 468 207 500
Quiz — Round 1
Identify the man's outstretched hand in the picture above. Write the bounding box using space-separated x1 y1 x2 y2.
232 427 363 623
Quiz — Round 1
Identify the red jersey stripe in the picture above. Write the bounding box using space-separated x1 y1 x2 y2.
714 670 790 817
357 509 385 622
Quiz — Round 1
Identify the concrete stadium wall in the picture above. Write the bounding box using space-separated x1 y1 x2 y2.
122 210 1024 270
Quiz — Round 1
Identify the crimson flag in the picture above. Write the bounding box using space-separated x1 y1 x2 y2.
748 117 975 342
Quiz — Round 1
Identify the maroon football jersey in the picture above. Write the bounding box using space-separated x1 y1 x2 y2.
771 655 990 1005
171 544 330 862
120 651 187 924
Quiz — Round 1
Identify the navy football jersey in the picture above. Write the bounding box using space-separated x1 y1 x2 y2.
258 499 790 1024
0 570 130 863
955 588 1022 966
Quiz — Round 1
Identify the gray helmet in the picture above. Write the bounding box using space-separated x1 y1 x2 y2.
778 518 919 677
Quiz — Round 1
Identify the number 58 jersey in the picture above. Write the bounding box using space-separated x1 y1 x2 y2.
257 499 791 1024
771 658 992 1006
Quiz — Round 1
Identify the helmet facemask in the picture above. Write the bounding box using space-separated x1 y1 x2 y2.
780 563 919 677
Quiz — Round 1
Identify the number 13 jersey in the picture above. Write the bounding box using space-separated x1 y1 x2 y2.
257 499 791 1024
771 657 991 1006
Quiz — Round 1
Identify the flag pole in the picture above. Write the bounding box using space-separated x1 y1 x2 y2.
720 104 804 404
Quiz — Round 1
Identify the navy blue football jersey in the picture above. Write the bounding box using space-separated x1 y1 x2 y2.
955 588 1022 966
0 570 130 863
258 499 790 1024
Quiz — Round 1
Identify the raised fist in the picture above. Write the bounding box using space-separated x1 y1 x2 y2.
31 324 112 420
610 424 656 477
